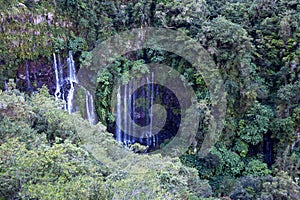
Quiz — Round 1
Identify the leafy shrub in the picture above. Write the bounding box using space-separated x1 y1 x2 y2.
230 172 300 200
0 138 109 200
243 159 271 177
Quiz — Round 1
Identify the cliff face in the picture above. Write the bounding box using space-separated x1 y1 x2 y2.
0 0 73 90
0 0 115 91
16 59 50 92
15 55 73 95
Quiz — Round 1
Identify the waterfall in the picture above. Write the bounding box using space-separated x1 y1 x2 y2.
128 83 135 145
57 54 66 107
33 61 37 84
145 75 152 146
53 52 67 109
150 72 157 147
115 72 157 149
25 61 32 91
66 51 78 114
115 83 134 145
116 86 122 142
131 81 137 144
85 89 98 125
53 53 61 100
58 54 63 86
3 80 7 91
52 51 97 124
150 74 153 144
67 51 78 83
124 83 128 144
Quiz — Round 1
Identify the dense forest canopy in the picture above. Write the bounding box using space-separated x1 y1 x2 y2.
0 0 299 199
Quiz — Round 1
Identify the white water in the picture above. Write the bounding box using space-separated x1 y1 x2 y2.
150 72 158 147
58 54 64 87
52 51 98 124
145 75 152 145
53 51 98 124
57 54 66 107
116 86 122 142
67 51 78 83
131 81 136 143
85 89 98 125
124 84 128 143
66 51 78 114
2 51 96 125
3 80 7 91
115 72 157 148
53 53 61 100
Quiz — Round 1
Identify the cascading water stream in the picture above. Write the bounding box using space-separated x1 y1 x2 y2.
124 83 128 144
68 51 78 83
58 54 63 87
116 86 122 142
145 75 152 146
25 61 31 91
131 81 136 144
57 54 66 106
33 61 37 83
53 53 61 100
150 72 157 147
85 89 98 125
52 51 98 124
128 81 132 143
3 80 7 91
66 51 78 114
115 72 157 148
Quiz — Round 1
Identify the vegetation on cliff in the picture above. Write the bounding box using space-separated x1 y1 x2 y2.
0 0 299 199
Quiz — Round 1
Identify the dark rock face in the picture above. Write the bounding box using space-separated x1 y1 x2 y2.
16 59 56 93
15 55 71 96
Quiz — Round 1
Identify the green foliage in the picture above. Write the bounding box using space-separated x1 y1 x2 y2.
237 101 273 145
106 155 212 199
0 0 300 198
272 117 295 141
243 159 271 177
180 147 271 196
233 140 249 157
68 36 88 52
0 138 108 200
95 57 148 124
30 87 79 143
274 145 300 181
0 88 213 199
230 172 300 200
155 0 207 30
210 145 244 176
